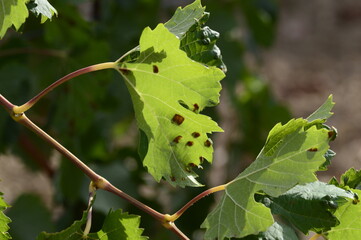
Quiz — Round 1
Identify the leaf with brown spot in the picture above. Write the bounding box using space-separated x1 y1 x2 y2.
117 24 224 187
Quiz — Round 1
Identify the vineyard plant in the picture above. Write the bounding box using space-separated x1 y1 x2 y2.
1 1 361 240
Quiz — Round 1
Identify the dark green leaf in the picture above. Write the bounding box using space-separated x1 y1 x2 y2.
258 181 354 234
241 222 298 240
180 13 226 71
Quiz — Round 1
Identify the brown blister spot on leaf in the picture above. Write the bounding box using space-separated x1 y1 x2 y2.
192 132 200 138
193 103 199 112
172 114 184 125
186 141 194 146
199 156 205 164
308 148 318 152
328 131 334 138
181 177 186 181
328 128 337 141
153 65 159 73
173 135 182 143
188 163 196 168
170 176 176 182
204 139 212 147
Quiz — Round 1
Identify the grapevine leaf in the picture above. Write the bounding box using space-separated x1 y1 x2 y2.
202 118 331 239
180 12 227 71
0 0 29 39
164 0 205 39
88 210 147 240
307 95 334 122
319 149 336 171
117 24 224 187
36 209 147 240
36 211 87 240
257 181 354 234
0 193 11 240
326 189 361 239
124 0 226 72
240 222 298 240
329 168 361 190
28 0 57 23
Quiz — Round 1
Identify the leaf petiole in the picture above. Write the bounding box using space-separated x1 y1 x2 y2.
83 182 97 236
12 62 117 114
167 184 226 222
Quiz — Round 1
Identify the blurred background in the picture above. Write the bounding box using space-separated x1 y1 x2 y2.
0 0 360 239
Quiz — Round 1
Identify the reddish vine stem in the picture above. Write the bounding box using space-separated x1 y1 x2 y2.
104 183 165 222
18 113 104 182
3 106 166 223
167 184 226 222
0 94 14 112
13 62 117 114
164 222 190 240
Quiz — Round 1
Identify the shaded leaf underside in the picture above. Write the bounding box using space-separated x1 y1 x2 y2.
164 0 205 39
263 181 355 234
29 0 58 23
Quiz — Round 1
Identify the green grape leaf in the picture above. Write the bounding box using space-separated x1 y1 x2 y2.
180 12 227 71
123 0 225 71
37 209 147 240
318 149 336 171
307 95 334 122
257 181 354 234
202 118 331 239
164 0 205 39
88 210 147 240
326 189 361 239
329 168 361 190
240 222 298 240
117 24 224 187
28 0 58 23
36 211 87 240
0 0 29 39
0 193 11 240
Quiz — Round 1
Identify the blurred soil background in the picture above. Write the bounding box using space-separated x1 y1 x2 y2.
261 0 361 181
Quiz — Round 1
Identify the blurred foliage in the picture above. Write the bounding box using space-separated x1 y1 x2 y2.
0 0 290 239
